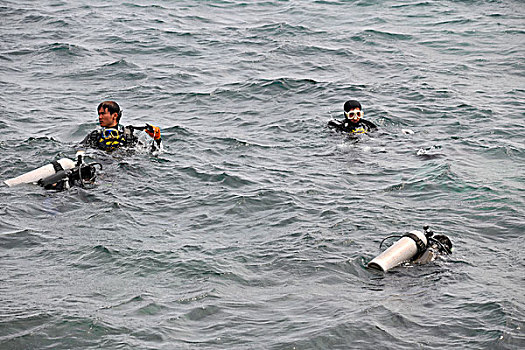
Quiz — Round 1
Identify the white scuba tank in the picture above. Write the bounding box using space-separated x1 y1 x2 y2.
368 230 428 272
4 158 76 187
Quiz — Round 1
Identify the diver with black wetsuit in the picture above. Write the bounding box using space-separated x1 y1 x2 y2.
40 101 163 191
81 100 162 153
328 100 377 134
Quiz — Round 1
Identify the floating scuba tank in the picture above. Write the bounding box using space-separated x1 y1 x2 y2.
368 229 428 272
37 151 101 190
38 162 98 190
4 151 102 191
4 158 76 187
368 226 453 272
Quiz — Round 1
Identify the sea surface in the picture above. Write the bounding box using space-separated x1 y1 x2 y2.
0 1 524 349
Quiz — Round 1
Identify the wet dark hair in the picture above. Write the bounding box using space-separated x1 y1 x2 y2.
344 100 362 112
97 101 122 124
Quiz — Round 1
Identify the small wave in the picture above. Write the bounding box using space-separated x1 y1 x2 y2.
382 162 468 194
221 77 323 98
205 134 274 150
121 2 169 10
103 58 139 69
179 166 254 188
73 245 118 269
431 18 474 26
69 59 148 80
362 29 414 41
0 54 14 62
183 304 221 322
0 229 50 248
22 14 50 23
39 42 90 57
392 1 434 9
247 22 319 37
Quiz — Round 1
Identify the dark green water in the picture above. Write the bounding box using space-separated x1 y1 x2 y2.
0 1 524 349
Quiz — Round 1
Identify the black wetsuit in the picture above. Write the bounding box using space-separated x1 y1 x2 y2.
328 118 377 134
81 124 160 152
413 234 453 265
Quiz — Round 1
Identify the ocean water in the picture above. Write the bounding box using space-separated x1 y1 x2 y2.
0 0 524 349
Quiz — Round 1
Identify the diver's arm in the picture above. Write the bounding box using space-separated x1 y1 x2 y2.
123 124 163 153
363 119 378 131
328 119 343 131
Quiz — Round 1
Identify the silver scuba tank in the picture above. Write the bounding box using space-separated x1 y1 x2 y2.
368 230 428 272
4 158 76 187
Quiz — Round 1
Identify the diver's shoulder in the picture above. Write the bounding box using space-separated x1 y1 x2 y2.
328 119 343 129
361 119 377 129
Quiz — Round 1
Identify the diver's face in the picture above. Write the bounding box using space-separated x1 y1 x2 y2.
344 108 363 123
98 107 118 128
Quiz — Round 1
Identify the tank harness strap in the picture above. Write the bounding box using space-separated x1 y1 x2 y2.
51 160 64 173
403 232 427 260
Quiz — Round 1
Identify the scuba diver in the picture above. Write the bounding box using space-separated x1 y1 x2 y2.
412 232 452 265
81 100 162 153
328 100 377 134
4 101 163 191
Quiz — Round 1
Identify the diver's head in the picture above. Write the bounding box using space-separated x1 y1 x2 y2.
434 234 453 254
344 100 363 123
97 101 122 128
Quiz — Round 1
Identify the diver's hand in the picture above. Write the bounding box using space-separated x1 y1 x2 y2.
145 124 161 140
